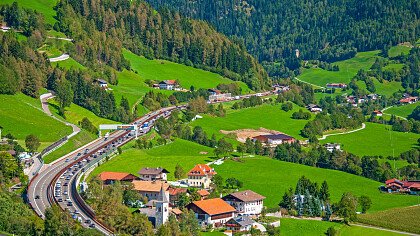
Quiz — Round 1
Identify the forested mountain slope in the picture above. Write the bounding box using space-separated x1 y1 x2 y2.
146 0 420 74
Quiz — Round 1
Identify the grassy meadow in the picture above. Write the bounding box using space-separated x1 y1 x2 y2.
214 157 419 212
123 49 251 93
0 93 71 143
191 103 311 143
388 45 411 58
90 139 217 180
298 51 380 87
356 79 403 98
357 206 420 234
320 122 419 157
385 103 418 119
0 0 58 25
51 57 85 70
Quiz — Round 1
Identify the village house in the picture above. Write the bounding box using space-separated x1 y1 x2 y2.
187 198 236 227
159 80 178 90
384 178 420 194
1 25 11 32
93 79 109 90
324 143 341 153
138 167 169 181
272 84 290 94
98 171 137 185
197 189 210 200
399 96 418 104
326 83 347 89
168 187 188 207
222 190 265 215
367 94 379 100
306 104 323 113
208 89 232 102
372 110 383 117
187 164 217 189
252 134 295 146
135 186 169 227
225 215 256 232
132 180 170 201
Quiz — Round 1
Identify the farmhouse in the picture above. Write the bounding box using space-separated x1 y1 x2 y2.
306 104 323 113
225 215 256 232
93 79 108 90
138 167 169 181
208 89 232 102
372 110 383 117
98 171 137 185
252 134 295 146
222 190 265 215
159 80 177 90
326 83 347 89
132 180 170 201
399 96 418 104
384 178 420 194
197 189 210 200
324 143 341 153
187 198 236 227
272 84 290 93
187 164 217 189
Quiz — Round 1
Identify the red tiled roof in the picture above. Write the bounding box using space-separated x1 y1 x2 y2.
197 189 210 197
98 172 136 181
400 97 418 103
409 183 420 189
385 178 402 185
169 187 187 196
160 80 177 85
188 164 217 176
190 198 236 215
132 180 169 192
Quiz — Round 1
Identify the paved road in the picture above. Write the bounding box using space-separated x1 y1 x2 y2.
318 123 366 140
48 53 70 62
47 36 73 42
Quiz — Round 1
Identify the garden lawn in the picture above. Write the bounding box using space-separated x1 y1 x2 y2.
43 130 96 164
123 49 251 93
388 45 411 58
385 103 418 119
191 103 311 142
0 93 72 142
213 157 419 212
48 99 117 128
1 0 58 25
298 50 381 87
90 139 217 180
357 206 420 234
320 122 419 157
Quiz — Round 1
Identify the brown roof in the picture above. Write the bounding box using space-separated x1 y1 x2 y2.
171 208 183 215
197 189 210 197
226 190 265 202
169 187 187 196
138 167 169 175
98 172 136 181
188 164 217 176
132 180 169 192
190 198 236 216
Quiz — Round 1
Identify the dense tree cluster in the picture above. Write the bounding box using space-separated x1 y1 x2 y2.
1 2 47 37
231 95 263 110
291 109 311 120
54 0 269 90
390 115 420 134
276 83 314 107
146 0 420 76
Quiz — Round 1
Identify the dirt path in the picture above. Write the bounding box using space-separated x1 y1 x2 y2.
294 77 326 89
48 53 70 62
318 123 366 140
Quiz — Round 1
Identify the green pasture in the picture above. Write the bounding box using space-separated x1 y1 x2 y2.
388 45 411 58
385 103 418 119
1 0 58 25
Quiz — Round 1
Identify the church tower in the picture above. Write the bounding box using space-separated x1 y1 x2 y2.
155 184 169 227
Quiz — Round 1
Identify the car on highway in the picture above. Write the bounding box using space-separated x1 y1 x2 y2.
35 195 40 199
65 158 70 162
58 198 63 202
63 191 68 195
74 210 80 214
89 224 95 228
85 219 91 224
67 201 73 206
66 176 71 180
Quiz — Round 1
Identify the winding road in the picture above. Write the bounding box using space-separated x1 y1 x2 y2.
318 123 366 140
48 53 70 62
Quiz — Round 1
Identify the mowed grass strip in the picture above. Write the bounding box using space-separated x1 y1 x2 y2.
357 206 420 234
0 94 72 142
43 130 96 164
90 139 217 180
385 103 418 119
191 103 311 142
320 122 419 157
0 0 58 25
213 157 419 212
123 49 251 93
298 50 381 87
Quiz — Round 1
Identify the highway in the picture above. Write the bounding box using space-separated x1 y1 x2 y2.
27 106 178 235
27 91 274 235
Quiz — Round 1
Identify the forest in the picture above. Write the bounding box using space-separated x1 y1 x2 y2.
146 0 420 77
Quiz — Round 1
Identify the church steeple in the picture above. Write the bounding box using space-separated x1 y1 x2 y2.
155 183 169 227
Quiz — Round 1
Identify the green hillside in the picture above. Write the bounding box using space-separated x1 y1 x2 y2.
385 103 418 119
1 0 58 25
388 45 411 58
191 103 311 142
214 157 419 212
298 51 380 87
320 122 419 157
0 93 72 145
